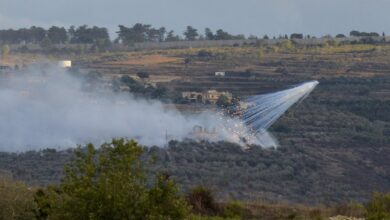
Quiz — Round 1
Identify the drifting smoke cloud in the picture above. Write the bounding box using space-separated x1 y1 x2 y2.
0 66 245 151
0 66 318 151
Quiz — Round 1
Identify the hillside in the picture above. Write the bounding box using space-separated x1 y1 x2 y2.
1 43 390 204
0 135 389 204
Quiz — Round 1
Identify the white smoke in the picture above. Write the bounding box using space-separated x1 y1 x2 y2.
0 66 318 151
0 66 245 151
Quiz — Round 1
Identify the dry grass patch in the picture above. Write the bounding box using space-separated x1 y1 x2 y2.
109 54 181 65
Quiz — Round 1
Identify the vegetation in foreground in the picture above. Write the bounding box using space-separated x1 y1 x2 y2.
32 139 189 220
0 139 389 220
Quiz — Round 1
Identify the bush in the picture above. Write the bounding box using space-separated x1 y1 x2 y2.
34 139 190 220
332 202 365 218
280 40 294 52
365 192 390 220
137 71 149 79
197 50 213 58
223 200 246 218
308 208 326 220
187 186 220 215
0 175 35 220
216 95 231 108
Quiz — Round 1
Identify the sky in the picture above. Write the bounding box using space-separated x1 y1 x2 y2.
0 0 389 38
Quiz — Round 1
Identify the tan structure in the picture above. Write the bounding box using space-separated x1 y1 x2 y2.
182 90 232 104
203 90 232 104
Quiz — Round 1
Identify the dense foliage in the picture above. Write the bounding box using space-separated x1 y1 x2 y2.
0 25 109 45
32 139 189 220
0 24 384 46
365 192 390 220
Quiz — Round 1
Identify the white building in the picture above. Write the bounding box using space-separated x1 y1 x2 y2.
58 60 72 68
215 72 225 77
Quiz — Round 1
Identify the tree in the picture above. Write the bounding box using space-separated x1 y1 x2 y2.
290 33 303 39
68 26 76 41
70 25 109 44
165 30 180 41
336 34 346 38
158 27 166 42
216 94 231 107
215 29 231 40
205 28 214 40
248 35 258 40
350 30 360 37
184 26 198 40
117 23 149 44
147 28 161 42
151 87 167 99
47 26 68 44
34 139 190 220
29 26 47 43
117 23 167 44
350 30 380 37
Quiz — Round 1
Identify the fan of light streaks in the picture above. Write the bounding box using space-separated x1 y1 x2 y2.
243 81 319 131
235 81 319 148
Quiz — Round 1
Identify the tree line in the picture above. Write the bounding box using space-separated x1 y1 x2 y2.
0 25 110 45
0 24 385 46
0 24 249 46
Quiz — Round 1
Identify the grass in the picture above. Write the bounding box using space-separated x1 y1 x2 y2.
108 54 181 65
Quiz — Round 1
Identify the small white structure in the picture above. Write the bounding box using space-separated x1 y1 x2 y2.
215 72 225 77
58 60 72 68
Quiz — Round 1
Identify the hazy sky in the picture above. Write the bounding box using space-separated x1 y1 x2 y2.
0 0 389 38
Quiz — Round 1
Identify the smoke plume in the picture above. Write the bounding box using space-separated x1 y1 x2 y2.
0 66 318 151
0 66 249 151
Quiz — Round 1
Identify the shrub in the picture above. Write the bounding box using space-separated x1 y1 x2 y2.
332 202 365 218
365 192 390 220
137 71 149 79
223 200 246 218
187 186 219 215
216 95 231 108
280 40 294 52
308 208 326 220
197 50 213 58
0 175 35 220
